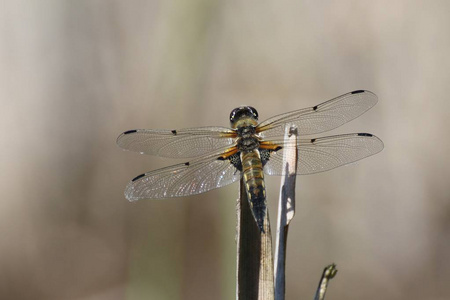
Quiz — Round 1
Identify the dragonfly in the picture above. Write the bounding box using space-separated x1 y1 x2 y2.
117 90 384 232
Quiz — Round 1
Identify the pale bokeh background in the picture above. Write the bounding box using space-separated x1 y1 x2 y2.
1 1 450 299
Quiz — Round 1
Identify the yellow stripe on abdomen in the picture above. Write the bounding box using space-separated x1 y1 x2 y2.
241 150 267 231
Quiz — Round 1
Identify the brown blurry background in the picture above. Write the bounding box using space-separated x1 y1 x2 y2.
1 1 450 299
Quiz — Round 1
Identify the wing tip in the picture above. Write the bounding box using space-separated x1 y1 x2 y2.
117 130 138 147
357 133 385 152
125 182 141 202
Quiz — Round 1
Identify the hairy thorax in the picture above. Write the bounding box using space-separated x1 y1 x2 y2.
236 125 260 152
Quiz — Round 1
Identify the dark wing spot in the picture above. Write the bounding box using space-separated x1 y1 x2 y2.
313 105 318 111
124 130 137 135
217 156 225 161
311 138 316 143
351 90 365 94
171 130 177 135
358 133 373 137
184 162 190 166
132 173 146 181
274 146 282 151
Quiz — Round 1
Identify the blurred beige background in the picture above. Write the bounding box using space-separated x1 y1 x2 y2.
1 1 450 299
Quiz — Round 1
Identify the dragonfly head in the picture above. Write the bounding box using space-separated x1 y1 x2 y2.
230 106 259 129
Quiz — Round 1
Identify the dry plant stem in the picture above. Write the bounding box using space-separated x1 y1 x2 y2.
236 179 274 300
274 127 298 300
313 264 338 300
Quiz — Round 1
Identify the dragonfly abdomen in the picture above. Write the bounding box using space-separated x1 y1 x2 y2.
241 150 267 232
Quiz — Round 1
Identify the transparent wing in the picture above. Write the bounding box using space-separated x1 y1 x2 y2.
117 126 237 158
125 151 241 201
263 133 384 175
257 90 378 138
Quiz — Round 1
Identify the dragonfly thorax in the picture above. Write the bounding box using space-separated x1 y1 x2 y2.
236 125 260 152
237 125 256 138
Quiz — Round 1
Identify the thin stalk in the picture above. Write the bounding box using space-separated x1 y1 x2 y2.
274 127 298 300
313 264 338 300
236 179 274 300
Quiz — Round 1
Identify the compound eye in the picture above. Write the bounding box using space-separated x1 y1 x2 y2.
248 106 258 120
229 107 240 123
